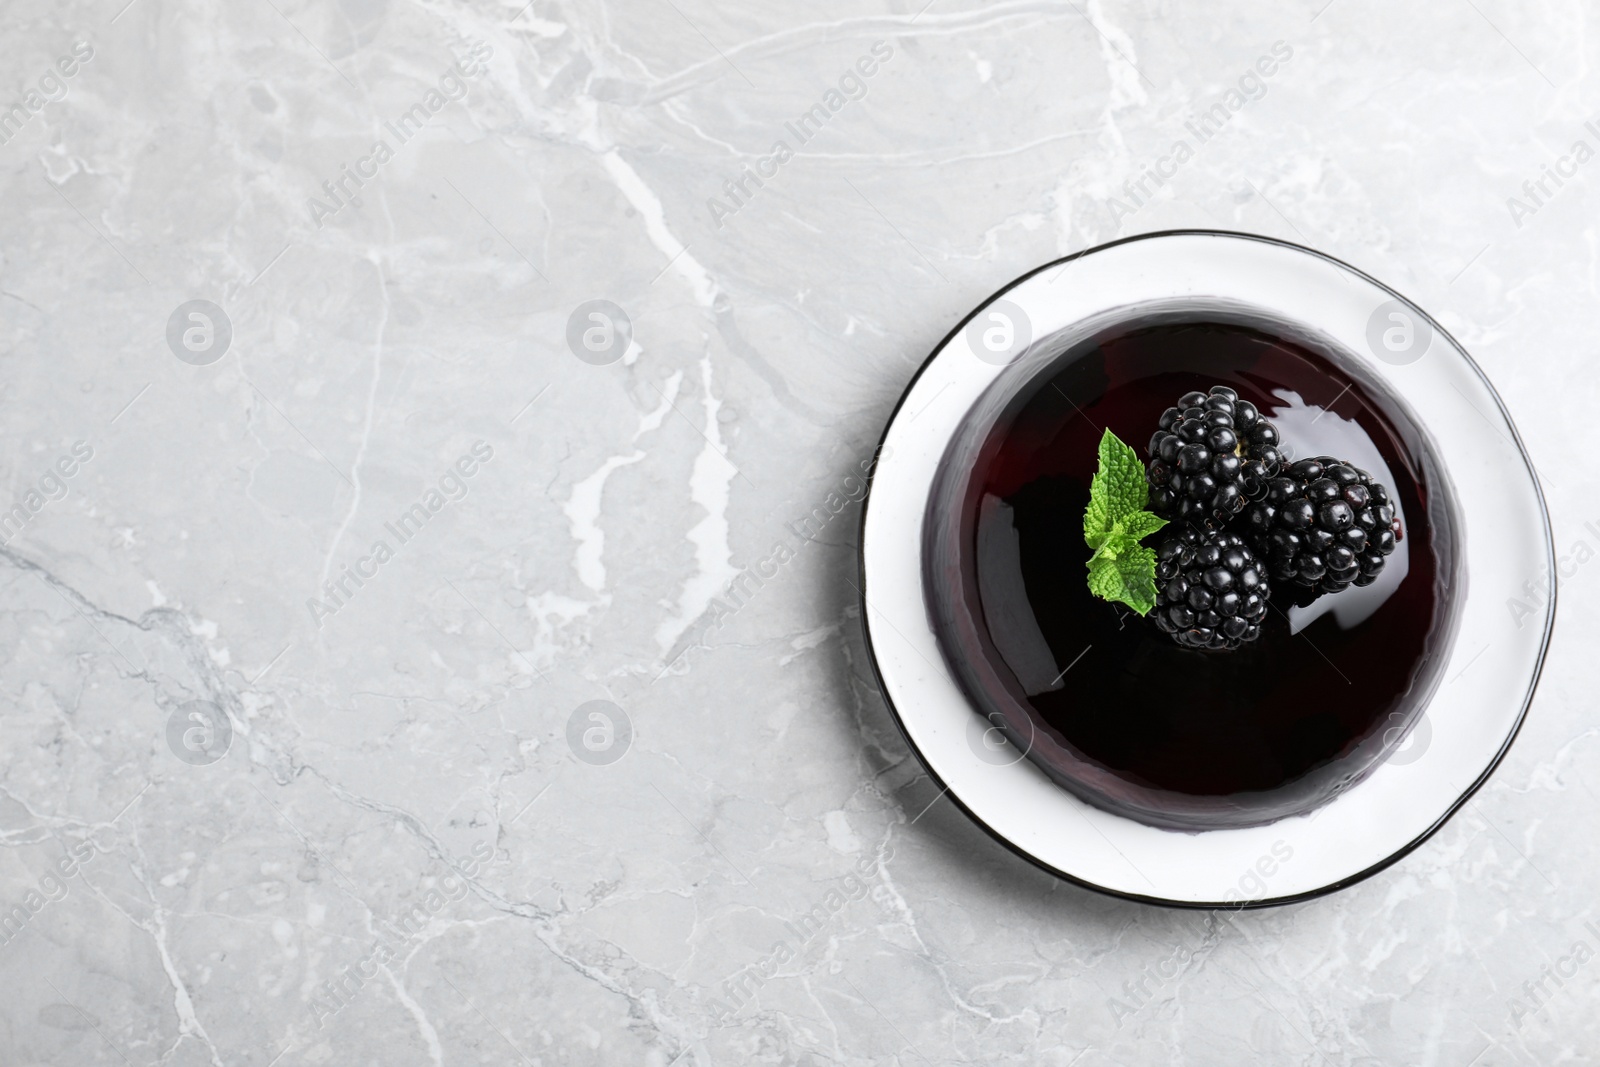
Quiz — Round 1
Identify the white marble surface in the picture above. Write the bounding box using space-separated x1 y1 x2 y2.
0 0 1594 1063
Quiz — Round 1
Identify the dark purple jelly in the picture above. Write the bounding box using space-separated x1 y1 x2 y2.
924 312 1462 830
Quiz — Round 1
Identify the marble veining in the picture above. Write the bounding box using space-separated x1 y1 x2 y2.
0 0 1593 1063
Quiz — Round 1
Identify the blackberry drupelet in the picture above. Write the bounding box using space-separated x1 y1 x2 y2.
1151 527 1272 650
1242 457 1401 596
1146 385 1284 530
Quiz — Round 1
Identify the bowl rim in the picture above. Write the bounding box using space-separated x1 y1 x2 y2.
856 227 1557 909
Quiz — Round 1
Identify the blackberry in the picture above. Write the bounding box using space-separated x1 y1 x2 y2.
1146 386 1284 531
1242 457 1400 596
1151 527 1272 651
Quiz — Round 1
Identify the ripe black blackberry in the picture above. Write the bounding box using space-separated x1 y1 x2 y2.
1146 385 1284 531
1242 457 1401 596
1151 527 1272 651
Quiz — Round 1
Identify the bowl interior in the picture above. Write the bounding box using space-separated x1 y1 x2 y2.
922 299 1465 831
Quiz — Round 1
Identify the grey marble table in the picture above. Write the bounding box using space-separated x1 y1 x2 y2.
0 0 1594 1063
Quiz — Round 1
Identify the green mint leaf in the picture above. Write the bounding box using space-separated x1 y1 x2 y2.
1082 429 1166 615
1087 511 1166 562
1118 510 1168 545
1083 486 1110 549
1084 428 1149 542
1086 545 1159 615
1086 553 1129 601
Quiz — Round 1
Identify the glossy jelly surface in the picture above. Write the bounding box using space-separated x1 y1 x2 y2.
924 316 1462 830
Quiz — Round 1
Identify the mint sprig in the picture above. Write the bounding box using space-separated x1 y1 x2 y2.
1083 429 1167 615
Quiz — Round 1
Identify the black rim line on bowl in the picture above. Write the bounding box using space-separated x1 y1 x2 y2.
855 227 1558 911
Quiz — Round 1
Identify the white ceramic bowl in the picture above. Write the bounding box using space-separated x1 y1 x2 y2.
859 231 1555 907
